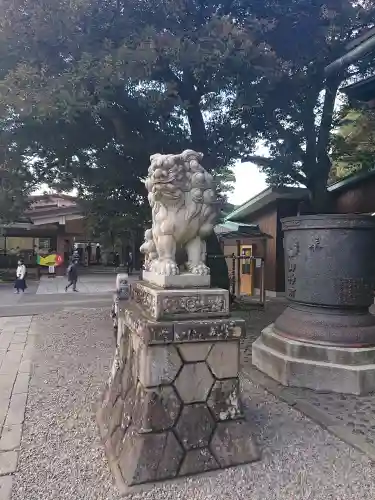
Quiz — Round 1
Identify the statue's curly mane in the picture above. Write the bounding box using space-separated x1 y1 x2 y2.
146 150 216 233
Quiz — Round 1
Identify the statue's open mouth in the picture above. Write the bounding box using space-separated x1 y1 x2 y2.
152 173 176 184
154 189 180 199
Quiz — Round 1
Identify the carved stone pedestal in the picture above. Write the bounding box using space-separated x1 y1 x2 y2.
97 282 259 491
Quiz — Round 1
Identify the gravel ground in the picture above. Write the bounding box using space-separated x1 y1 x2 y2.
236 300 287 369
12 308 375 500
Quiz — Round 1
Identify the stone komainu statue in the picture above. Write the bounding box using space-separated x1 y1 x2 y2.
140 150 218 276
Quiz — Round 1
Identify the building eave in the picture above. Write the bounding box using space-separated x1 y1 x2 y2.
224 187 308 222
0 221 33 231
29 193 78 201
27 207 83 218
215 221 258 234
328 168 375 193
325 28 375 75
218 230 272 240
340 74 375 102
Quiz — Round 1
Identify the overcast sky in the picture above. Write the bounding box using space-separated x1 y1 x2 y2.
228 161 268 206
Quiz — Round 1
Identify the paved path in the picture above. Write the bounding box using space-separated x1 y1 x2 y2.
0 316 34 498
0 275 139 317
36 275 118 295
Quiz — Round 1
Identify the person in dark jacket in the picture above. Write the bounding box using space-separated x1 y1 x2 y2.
65 260 79 292
113 251 120 268
127 251 133 274
86 243 92 264
95 243 101 264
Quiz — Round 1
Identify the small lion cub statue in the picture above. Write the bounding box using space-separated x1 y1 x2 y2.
140 150 218 276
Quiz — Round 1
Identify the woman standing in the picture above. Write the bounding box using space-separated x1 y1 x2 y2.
14 259 27 294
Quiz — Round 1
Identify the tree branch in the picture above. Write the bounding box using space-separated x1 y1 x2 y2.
316 77 341 167
242 155 307 186
241 155 273 167
153 62 208 156
153 60 188 100
301 94 318 165
270 119 306 162
291 171 308 186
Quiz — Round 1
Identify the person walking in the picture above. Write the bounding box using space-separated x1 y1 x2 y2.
65 259 79 292
113 251 120 269
14 259 27 294
86 243 92 264
127 251 133 274
95 243 101 264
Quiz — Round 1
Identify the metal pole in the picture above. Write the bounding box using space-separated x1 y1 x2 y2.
260 259 266 307
236 240 241 298
231 253 236 296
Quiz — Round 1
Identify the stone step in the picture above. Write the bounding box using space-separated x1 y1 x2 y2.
261 325 375 366
252 332 375 395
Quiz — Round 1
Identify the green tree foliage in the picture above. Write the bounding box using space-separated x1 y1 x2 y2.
237 1 375 211
0 0 276 285
0 119 34 223
0 166 33 224
83 182 150 257
0 0 277 205
1 0 373 219
330 106 375 182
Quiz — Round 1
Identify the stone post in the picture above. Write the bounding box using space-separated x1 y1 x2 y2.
110 273 129 333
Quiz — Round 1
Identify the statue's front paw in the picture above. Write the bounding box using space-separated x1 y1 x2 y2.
155 259 179 276
188 262 210 276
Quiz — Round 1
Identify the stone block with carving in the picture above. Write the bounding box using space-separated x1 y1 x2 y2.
130 281 229 320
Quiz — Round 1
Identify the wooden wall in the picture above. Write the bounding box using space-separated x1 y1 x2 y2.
253 208 278 291
333 175 375 214
65 218 87 236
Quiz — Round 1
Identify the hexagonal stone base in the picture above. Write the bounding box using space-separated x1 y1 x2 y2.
97 294 260 490
118 429 184 484
253 324 375 395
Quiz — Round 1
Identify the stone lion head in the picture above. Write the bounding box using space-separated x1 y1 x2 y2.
145 150 217 219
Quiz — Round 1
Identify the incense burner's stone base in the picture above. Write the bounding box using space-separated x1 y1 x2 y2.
253 324 375 395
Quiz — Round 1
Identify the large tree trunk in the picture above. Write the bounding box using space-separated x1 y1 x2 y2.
308 170 333 213
307 77 341 213
186 101 208 154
